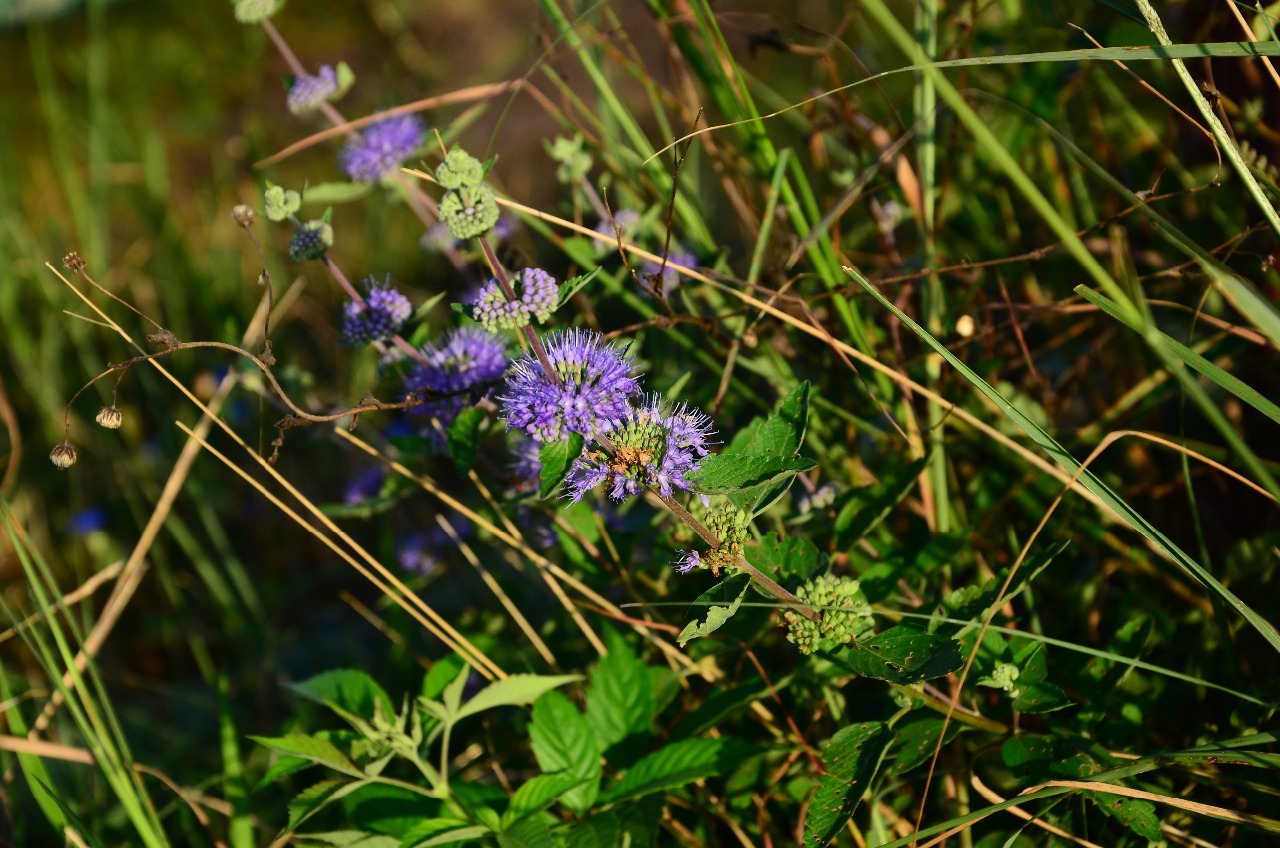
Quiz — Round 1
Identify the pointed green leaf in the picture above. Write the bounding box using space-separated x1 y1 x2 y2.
251 734 363 778
746 532 822 581
539 435 584 500
501 773 593 828
600 737 755 805
456 674 582 721
289 669 394 721
556 267 601 308
688 453 816 495
528 690 601 814
445 407 486 474
838 626 963 684
400 819 491 848
677 574 751 646
302 181 375 206
803 723 893 846
585 629 652 750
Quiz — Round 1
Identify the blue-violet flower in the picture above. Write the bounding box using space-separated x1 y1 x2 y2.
340 114 426 183
288 65 338 114
500 328 640 442
340 276 412 346
402 327 507 424
564 395 715 502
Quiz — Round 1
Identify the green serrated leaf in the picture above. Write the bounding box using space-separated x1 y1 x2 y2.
399 819 490 848
1090 791 1162 841
287 779 369 832
289 669 395 721
528 690 601 814
890 718 963 776
689 453 816 495
600 737 755 805
294 830 399 847
501 773 592 829
539 435 584 500
456 674 581 721
303 182 375 206
445 407 486 474
585 629 652 751
747 532 822 581
1012 681 1074 714
838 626 963 684
252 734 363 778
722 381 811 459
677 574 752 646
556 267 601 308
803 723 893 846
497 815 555 848
422 655 468 701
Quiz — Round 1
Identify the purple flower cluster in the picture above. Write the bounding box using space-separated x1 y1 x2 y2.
289 220 333 261
564 396 715 502
340 277 412 346
499 329 640 443
402 327 507 424
340 114 426 183
472 267 558 332
287 65 338 114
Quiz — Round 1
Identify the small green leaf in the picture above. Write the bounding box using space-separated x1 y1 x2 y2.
747 532 822 581
445 407 486 474
501 773 592 828
290 831 398 847
838 626 963 684
289 669 394 721
497 815 555 848
303 181 375 206
586 629 653 751
677 574 751 646
600 737 755 805
539 435 584 500
1090 792 1162 841
421 657 466 704
556 267 601 308
399 819 490 848
332 61 356 100
252 734 364 778
803 723 893 846
287 779 370 832
688 454 816 495
456 674 582 721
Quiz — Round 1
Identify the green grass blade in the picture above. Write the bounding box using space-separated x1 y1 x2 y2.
218 677 255 848
845 266 1280 656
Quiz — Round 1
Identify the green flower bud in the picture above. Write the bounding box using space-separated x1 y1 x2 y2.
435 149 485 190
440 184 500 240
784 574 875 655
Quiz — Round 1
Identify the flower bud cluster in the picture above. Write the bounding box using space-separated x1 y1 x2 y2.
472 268 558 333
436 150 499 240
783 574 875 655
289 220 333 261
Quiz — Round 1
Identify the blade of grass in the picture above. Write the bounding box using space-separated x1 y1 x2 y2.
845 266 1280 656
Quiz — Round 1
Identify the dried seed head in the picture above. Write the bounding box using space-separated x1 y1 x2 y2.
62 252 86 273
49 442 78 470
95 406 123 429
231 204 257 228
147 329 181 350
